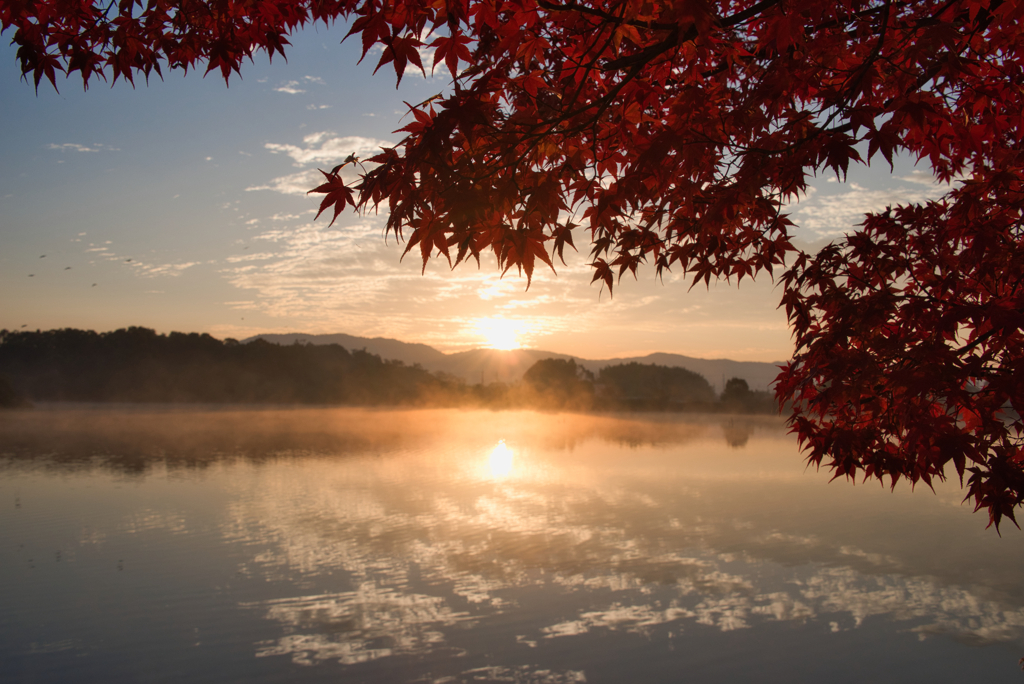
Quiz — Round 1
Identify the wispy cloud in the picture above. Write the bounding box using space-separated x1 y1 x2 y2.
225 252 278 264
135 261 201 277
217 214 760 354
46 143 119 153
249 133 393 196
786 180 948 239
270 211 314 222
274 76 326 95
82 240 202 277
274 81 306 94
898 169 945 186
263 132 391 167
246 169 323 196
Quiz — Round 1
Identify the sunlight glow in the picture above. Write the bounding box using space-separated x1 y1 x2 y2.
475 318 522 350
488 440 514 478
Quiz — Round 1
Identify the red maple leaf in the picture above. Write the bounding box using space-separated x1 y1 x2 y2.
309 170 355 226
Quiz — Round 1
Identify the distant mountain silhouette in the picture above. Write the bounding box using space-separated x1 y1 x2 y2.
247 333 448 368
247 333 784 392
436 348 577 385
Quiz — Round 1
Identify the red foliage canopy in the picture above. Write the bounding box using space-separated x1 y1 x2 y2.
5 0 1023 527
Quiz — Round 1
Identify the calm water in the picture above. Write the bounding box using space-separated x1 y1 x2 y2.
2 406 1023 683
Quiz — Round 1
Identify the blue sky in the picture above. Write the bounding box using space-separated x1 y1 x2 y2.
0 23 948 361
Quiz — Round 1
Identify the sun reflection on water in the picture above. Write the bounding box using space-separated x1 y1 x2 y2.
7 409 1024 683
488 440 514 478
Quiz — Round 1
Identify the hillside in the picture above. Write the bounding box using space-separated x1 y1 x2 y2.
247 333 783 393
250 333 448 368
1 328 447 405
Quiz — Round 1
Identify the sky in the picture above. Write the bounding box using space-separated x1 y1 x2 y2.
0 23 951 362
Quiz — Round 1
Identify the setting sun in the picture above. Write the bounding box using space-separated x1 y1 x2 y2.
475 318 522 351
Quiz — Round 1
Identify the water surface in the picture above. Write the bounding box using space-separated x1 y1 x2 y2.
2 407 1023 683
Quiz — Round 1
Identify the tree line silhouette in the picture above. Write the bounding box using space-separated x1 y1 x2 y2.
0 328 776 413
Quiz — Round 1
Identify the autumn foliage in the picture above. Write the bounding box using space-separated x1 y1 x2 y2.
4 0 1023 527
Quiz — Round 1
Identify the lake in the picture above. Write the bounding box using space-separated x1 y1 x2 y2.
2 406 1023 683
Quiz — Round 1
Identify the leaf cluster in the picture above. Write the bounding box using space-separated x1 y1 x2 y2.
7 0 1024 526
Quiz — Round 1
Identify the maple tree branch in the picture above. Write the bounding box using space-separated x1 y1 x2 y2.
534 0 676 31
602 26 690 71
719 0 787 29
535 16 623 127
958 328 1002 356
826 0 893 114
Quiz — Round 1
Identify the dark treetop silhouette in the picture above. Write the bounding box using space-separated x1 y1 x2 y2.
0 327 756 412
0 327 448 405
5 0 1023 527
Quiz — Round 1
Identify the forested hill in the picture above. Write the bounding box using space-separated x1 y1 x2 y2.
0 328 777 413
0 327 449 405
251 332 449 369
247 332 783 392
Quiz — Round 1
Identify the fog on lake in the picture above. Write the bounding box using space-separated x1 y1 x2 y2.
2 407 1023 683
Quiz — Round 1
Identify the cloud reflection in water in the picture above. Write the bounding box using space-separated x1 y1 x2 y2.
206 410 1024 674
5 408 1024 681
250 583 472 665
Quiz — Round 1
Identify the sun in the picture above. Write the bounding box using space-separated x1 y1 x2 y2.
476 318 522 350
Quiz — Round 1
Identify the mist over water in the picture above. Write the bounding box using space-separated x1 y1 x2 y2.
2 407 1023 683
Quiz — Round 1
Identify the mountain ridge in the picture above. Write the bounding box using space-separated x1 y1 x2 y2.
245 332 785 393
